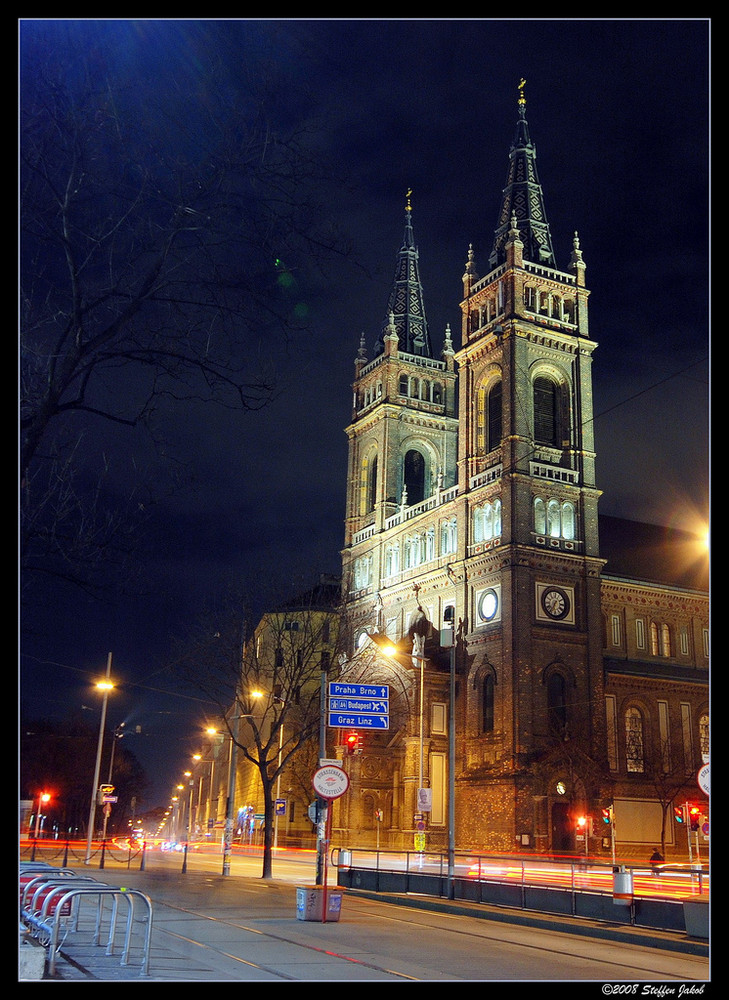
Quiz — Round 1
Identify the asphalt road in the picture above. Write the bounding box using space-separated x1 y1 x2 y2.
25 860 710 983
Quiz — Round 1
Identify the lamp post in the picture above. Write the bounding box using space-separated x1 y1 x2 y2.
369 612 456 890
274 719 284 849
85 652 114 865
34 792 50 839
101 722 125 842
369 632 428 846
220 700 258 877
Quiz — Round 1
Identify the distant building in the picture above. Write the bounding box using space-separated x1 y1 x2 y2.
335 85 708 859
211 576 342 847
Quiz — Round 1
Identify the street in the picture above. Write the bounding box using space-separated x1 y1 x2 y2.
22 844 710 983
52 866 709 982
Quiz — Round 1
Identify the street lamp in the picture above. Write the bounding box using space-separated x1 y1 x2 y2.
368 632 427 815
368 614 457 896
101 722 125 842
34 792 51 839
217 699 258 876
84 652 114 865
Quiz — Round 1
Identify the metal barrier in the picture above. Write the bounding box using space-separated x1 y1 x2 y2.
19 865 154 977
335 849 708 933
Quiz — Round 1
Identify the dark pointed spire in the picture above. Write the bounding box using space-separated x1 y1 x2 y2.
489 79 557 270
374 190 433 358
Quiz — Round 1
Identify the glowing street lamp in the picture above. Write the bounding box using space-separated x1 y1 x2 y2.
34 792 51 839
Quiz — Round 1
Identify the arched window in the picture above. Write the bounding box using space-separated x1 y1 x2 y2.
533 497 577 540
476 380 502 454
534 497 546 534
384 543 400 577
561 502 575 540
441 517 457 555
482 674 495 733
625 707 645 772
487 381 502 452
403 449 426 506
534 375 559 446
474 500 501 544
547 499 561 537
547 673 567 735
650 621 671 657
661 624 671 657
368 455 378 512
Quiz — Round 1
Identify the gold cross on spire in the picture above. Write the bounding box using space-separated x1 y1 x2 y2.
518 78 527 106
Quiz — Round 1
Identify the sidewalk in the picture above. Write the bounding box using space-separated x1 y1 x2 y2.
24 865 709 982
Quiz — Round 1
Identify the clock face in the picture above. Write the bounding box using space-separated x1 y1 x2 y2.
541 587 570 620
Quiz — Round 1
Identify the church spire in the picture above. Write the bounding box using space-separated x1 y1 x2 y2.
489 79 557 270
374 190 433 358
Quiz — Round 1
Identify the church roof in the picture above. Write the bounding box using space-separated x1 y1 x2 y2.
373 190 433 358
489 78 557 270
599 515 709 593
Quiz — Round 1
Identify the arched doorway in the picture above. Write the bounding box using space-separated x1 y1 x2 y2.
551 801 572 853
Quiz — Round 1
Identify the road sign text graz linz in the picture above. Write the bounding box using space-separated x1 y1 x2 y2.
328 713 390 729
328 682 390 730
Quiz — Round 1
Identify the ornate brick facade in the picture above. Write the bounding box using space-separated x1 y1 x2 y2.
335 87 708 859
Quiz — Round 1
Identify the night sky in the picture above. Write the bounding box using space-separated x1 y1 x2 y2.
19 18 710 810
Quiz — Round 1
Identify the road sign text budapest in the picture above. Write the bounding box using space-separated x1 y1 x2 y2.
328 682 389 730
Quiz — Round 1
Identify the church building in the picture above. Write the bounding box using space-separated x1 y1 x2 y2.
335 84 709 859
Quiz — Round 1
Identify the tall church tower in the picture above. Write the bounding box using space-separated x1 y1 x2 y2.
342 190 458 621
340 83 608 853
454 80 606 849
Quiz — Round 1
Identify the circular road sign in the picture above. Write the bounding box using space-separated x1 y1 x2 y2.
312 764 350 800
697 763 709 796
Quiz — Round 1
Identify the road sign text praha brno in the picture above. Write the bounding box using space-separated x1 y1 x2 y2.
329 683 389 699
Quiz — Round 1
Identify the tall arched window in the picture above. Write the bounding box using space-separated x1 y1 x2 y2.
625 707 645 772
534 497 546 534
547 499 561 537
534 375 559 446
476 380 502 454
488 381 502 452
403 449 426 506
482 674 495 733
547 672 567 735
368 455 378 512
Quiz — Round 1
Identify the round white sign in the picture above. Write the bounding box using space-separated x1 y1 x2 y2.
697 763 709 796
312 764 350 800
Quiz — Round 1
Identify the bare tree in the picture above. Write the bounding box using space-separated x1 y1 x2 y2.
173 578 342 878
20 28 349 596
641 737 696 858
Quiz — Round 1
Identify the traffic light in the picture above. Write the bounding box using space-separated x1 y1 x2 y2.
576 815 587 832
602 806 613 825
689 805 701 832
673 804 685 824
345 732 359 755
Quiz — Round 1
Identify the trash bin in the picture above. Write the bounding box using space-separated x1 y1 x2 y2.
612 865 633 906
296 885 345 922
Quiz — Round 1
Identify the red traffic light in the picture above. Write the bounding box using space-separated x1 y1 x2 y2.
674 805 685 823
689 805 701 831
345 732 359 755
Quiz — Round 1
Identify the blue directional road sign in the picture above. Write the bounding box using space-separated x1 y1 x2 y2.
328 682 389 730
